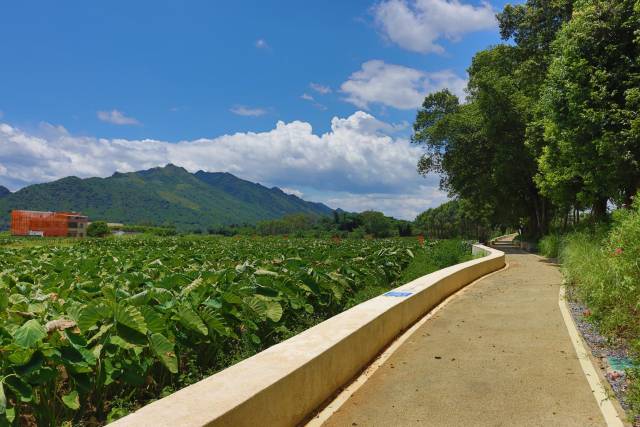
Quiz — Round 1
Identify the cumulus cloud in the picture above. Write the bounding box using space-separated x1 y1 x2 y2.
310 82 332 94
229 105 267 117
0 111 446 219
341 60 466 109
374 0 496 54
323 186 447 220
97 109 140 125
300 93 315 101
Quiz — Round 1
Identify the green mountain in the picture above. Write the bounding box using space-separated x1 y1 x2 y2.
0 164 333 230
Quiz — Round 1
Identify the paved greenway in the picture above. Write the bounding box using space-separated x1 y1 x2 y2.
322 240 607 427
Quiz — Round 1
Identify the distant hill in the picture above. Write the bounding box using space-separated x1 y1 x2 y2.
0 164 333 230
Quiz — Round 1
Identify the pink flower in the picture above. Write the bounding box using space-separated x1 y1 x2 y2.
614 247 623 256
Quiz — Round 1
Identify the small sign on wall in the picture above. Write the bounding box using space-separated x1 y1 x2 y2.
383 291 413 297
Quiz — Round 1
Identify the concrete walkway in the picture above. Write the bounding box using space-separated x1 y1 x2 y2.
322 240 606 426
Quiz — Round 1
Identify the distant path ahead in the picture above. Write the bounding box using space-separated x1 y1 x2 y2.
322 239 608 426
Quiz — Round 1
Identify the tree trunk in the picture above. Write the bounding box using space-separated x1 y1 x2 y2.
623 184 638 208
591 197 608 221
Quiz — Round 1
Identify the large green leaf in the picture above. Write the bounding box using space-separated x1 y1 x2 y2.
199 307 232 337
62 390 80 410
114 305 148 335
8 347 35 366
254 268 278 277
149 333 178 373
77 302 111 332
265 301 283 322
63 332 97 366
140 306 166 334
0 381 6 415
127 290 151 306
13 320 46 348
5 376 33 403
244 297 267 320
180 277 203 296
177 306 208 336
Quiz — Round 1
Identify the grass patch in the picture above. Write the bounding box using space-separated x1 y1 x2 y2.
558 200 640 416
539 234 562 258
400 239 473 283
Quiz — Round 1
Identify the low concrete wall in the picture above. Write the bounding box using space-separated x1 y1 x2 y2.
110 244 505 427
489 233 519 246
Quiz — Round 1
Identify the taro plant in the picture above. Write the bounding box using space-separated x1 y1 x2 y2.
0 236 467 425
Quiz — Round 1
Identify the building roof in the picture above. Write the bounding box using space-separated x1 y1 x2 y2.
12 210 88 218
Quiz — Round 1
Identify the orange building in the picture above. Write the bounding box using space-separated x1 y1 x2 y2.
10 210 88 237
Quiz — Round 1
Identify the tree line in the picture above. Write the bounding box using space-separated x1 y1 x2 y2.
208 211 414 238
412 0 640 238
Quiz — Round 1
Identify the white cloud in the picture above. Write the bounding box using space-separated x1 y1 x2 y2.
97 109 140 125
310 82 332 94
0 111 446 219
255 39 269 49
230 105 267 117
374 0 496 54
300 93 327 110
341 60 466 109
322 186 447 220
280 187 304 198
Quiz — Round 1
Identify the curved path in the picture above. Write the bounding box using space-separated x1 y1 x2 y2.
321 240 609 426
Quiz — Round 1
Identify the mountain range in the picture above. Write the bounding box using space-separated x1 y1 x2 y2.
0 164 333 230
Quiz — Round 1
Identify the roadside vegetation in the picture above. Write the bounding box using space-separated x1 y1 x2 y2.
539 202 640 415
0 235 472 425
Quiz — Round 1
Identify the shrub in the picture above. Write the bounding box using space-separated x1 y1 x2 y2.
539 234 562 258
560 200 640 415
360 211 394 238
87 221 110 237
400 239 471 282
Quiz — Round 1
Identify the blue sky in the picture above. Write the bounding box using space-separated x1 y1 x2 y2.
0 0 513 219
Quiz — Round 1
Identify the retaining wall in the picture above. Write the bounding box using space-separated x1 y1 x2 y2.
110 244 505 427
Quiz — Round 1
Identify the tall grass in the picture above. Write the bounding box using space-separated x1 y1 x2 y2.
539 234 563 258
559 202 640 414
400 239 473 283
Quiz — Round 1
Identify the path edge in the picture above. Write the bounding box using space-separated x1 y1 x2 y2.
558 285 628 427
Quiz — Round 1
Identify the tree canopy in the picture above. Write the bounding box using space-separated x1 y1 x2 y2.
412 0 640 237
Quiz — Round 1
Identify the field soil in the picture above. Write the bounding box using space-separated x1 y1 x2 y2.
322 241 607 426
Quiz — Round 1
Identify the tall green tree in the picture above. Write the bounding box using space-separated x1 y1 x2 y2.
413 0 576 238
359 211 394 238
413 47 547 237
415 199 492 240
537 0 640 215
